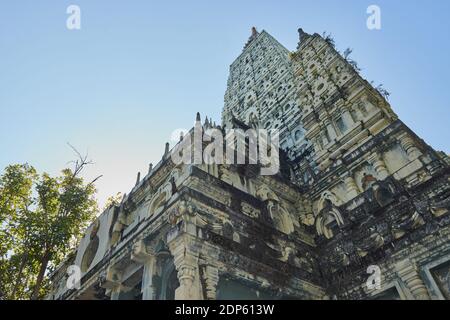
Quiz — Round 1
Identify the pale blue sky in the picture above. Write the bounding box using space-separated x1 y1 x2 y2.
1 1 449 208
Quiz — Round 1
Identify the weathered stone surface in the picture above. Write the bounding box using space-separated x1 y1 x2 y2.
48 28 450 301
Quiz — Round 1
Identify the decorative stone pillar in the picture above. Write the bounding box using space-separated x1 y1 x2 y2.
166 200 204 300
202 265 219 300
131 239 157 300
101 265 122 300
344 173 359 199
395 259 430 300
141 256 157 300
169 237 203 300
371 153 390 180
400 135 422 160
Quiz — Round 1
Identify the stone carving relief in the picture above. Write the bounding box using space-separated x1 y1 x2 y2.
315 191 345 239
256 185 295 234
149 168 183 218
297 198 315 226
256 185 279 202
430 196 450 218
391 211 425 240
355 230 384 257
329 245 350 267
111 209 127 246
354 164 378 191
167 200 196 226
267 201 295 235
361 173 378 191
241 202 260 218
149 191 169 217
316 191 342 212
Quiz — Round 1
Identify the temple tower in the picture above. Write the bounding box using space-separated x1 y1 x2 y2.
222 28 312 166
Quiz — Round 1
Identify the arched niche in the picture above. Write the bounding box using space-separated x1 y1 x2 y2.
315 191 344 239
317 191 341 213
268 202 295 235
316 211 343 239
81 235 99 273
149 191 168 217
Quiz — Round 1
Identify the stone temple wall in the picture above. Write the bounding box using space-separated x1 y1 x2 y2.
48 28 450 300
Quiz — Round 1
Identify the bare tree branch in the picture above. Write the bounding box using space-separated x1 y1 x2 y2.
66 143 94 179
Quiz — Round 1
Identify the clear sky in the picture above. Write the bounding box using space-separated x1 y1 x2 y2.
1 0 449 209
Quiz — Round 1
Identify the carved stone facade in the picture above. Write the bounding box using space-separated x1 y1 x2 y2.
48 28 450 300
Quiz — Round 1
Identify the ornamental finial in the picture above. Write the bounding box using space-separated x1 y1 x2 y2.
251 26 258 37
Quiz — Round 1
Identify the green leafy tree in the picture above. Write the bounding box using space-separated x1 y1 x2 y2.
0 149 100 299
0 164 37 299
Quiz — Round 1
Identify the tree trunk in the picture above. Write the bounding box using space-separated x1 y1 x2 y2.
10 253 28 299
30 250 51 300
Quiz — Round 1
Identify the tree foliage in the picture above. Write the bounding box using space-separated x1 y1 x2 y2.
343 47 361 73
322 32 336 48
376 84 391 101
0 151 99 300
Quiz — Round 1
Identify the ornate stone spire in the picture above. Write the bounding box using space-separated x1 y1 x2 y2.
297 27 311 49
251 26 258 37
244 26 259 50
164 142 170 156
135 172 141 186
